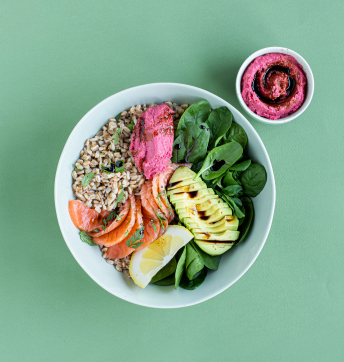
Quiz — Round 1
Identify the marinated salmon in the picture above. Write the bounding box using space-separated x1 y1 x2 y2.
152 176 172 222
93 194 136 247
68 200 110 232
105 196 144 259
87 199 130 238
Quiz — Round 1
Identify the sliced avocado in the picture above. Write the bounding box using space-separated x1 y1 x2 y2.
169 166 196 184
187 216 239 232
167 177 201 190
194 239 234 256
167 182 207 196
169 188 215 203
173 195 218 210
193 230 240 241
206 208 234 223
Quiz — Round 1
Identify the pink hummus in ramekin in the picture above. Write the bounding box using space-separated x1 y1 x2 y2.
241 53 307 120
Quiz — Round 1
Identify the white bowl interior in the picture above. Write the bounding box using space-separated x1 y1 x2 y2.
55 83 275 308
236 47 314 124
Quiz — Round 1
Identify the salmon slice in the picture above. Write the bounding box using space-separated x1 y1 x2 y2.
87 199 130 238
141 183 160 236
152 175 173 222
93 194 136 247
105 196 144 259
136 214 160 251
68 200 110 231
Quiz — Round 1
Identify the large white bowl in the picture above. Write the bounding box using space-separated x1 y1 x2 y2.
236 47 314 125
55 83 276 308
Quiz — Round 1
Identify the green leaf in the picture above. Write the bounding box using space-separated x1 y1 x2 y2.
153 210 166 231
240 163 267 197
115 191 125 207
175 246 186 289
176 100 211 137
115 160 125 173
74 166 83 171
113 129 122 146
195 141 243 180
126 227 145 249
79 230 97 246
191 240 221 270
207 106 233 149
82 172 94 188
222 185 243 197
230 159 251 171
236 197 254 245
185 243 204 280
127 123 135 131
100 165 113 174
92 229 100 233
179 267 208 290
151 257 177 284
222 170 238 187
152 274 175 286
115 113 121 121
222 122 247 149
191 160 204 173
172 123 210 164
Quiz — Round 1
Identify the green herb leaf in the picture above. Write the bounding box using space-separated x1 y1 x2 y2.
102 225 106 232
126 227 145 249
207 106 233 149
113 129 122 146
120 185 123 189
236 197 254 245
115 149 121 153
115 160 125 173
153 210 166 231
230 159 251 171
127 123 135 131
82 172 94 188
151 220 157 233
74 166 83 171
92 229 100 233
176 100 211 137
179 267 208 290
115 113 121 121
79 230 97 246
115 191 125 207
106 211 117 223
100 165 112 174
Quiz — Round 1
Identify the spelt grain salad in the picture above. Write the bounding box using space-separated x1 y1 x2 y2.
68 99 267 289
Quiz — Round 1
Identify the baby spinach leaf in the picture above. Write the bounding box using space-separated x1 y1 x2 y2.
179 267 208 290
153 274 175 286
232 171 243 185
222 185 243 197
191 160 204 173
171 134 186 163
240 163 267 197
176 100 211 137
82 172 94 188
230 159 251 171
222 171 238 187
191 240 221 270
175 246 186 289
236 197 254 244
202 178 218 190
218 191 245 219
79 230 97 246
151 257 177 283
222 122 247 149
186 243 204 280
195 141 243 180
207 106 233 149
173 123 210 164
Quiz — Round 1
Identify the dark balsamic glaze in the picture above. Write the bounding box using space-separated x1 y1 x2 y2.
252 65 295 105
210 159 225 171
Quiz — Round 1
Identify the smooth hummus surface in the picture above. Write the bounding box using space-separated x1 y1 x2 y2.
241 53 307 120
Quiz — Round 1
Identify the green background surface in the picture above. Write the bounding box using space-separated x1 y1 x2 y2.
1 0 343 361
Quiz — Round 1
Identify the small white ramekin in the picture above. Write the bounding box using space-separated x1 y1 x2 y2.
236 47 314 125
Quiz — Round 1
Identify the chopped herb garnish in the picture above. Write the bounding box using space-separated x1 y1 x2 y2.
127 123 135 131
92 229 100 233
120 185 123 190
102 225 106 232
115 191 125 206
151 220 157 233
113 129 122 146
74 166 83 171
126 227 145 249
79 230 97 246
106 211 117 223
100 165 113 174
82 172 94 188
153 210 166 231
115 160 125 173
124 229 130 237
115 149 121 153
115 113 121 121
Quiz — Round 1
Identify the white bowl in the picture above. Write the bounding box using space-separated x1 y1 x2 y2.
55 83 276 308
236 47 314 124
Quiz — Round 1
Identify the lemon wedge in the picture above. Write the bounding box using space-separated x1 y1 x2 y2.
129 225 193 288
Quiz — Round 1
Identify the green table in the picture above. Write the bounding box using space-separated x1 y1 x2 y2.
1 1 343 360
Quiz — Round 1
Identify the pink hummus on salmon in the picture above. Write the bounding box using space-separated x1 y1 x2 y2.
241 53 307 120
130 104 174 179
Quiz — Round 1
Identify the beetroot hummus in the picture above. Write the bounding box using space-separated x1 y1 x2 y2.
241 53 307 120
130 104 174 179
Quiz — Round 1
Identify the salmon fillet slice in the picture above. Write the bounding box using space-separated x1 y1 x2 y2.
68 200 110 232
105 196 144 259
87 199 130 238
93 194 136 247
